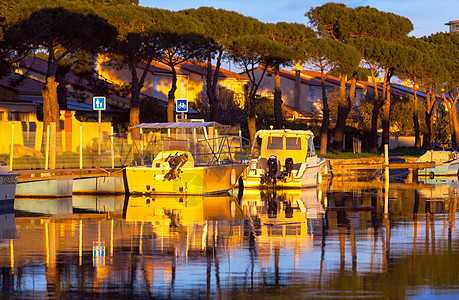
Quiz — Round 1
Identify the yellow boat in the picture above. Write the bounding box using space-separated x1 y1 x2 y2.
123 121 248 196
244 129 325 189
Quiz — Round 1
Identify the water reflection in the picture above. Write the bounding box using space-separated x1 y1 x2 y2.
0 181 458 298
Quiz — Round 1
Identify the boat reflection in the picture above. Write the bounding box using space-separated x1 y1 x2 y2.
14 198 73 215
0 212 17 248
124 194 244 225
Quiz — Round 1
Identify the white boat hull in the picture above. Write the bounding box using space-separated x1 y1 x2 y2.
124 163 247 195
418 158 459 178
245 160 324 189
0 166 19 208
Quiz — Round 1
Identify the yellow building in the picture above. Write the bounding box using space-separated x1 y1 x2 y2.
97 56 249 108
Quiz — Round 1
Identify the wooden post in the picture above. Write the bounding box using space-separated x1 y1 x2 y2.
140 128 143 165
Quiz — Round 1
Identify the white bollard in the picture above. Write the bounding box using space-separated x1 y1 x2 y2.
111 126 114 169
45 124 50 170
79 124 83 169
9 123 14 171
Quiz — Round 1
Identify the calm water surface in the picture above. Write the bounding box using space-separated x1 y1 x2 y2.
1 177 459 299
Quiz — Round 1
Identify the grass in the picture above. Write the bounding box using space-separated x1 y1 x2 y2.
324 147 427 160
324 150 380 159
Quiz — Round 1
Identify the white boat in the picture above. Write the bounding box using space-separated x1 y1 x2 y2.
244 129 325 188
123 121 248 196
0 165 19 209
416 147 459 178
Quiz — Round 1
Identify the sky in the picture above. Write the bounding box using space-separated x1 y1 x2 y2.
138 0 458 38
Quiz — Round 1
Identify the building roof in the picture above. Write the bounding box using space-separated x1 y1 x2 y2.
178 60 249 81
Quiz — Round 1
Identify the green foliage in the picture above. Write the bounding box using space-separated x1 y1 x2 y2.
306 3 413 41
359 94 378 132
191 87 248 126
432 114 451 145
255 95 275 129
390 95 426 135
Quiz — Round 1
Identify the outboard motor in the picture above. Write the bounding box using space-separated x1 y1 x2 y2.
164 152 188 181
278 157 294 181
261 155 279 185
284 157 294 174
267 155 279 178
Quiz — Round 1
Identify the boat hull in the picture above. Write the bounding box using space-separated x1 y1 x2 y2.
124 163 247 195
418 159 459 178
244 161 324 189
0 167 19 209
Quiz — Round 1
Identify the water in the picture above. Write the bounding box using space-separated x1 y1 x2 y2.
1 177 459 299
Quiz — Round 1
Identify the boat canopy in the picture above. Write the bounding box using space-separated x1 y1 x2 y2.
134 122 229 129
255 129 314 138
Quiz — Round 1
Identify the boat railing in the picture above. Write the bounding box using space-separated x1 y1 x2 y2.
316 146 327 160
194 135 249 165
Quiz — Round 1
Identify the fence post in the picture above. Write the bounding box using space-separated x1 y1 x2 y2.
9 123 14 171
111 126 114 169
140 128 143 165
45 124 50 170
79 124 83 169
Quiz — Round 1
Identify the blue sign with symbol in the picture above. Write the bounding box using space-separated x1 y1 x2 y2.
176 99 188 113
93 96 106 110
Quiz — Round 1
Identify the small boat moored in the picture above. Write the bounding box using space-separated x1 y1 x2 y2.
244 128 325 189
123 121 248 196
416 146 459 178
0 163 19 210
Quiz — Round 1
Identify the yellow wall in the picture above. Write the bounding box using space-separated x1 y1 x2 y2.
0 119 111 154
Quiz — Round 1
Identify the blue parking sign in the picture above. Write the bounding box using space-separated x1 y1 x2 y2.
176 99 188 113
93 96 106 110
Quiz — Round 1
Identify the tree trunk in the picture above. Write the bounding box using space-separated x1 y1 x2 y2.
41 76 61 166
167 66 178 122
381 68 392 149
247 116 257 152
443 92 459 149
130 61 141 139
56 73 68 111
370 72 380 154
320 76 329 156
422 91 434 149
273 66 283 129
381 93 390 147
413 81 421 148
450 90 459 149
247 83 258 149
206 54 217 121
332 74 350 151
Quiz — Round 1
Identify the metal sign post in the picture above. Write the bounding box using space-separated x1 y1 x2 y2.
93 96 106 155
176 99 188 121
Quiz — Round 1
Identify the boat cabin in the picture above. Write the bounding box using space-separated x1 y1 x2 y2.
255 129 316 165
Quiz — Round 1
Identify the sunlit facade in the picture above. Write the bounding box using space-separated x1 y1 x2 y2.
445 20 459 33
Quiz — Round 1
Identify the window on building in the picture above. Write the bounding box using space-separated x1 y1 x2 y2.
11 112 29 122
154 77 159 98
0 111 4 121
